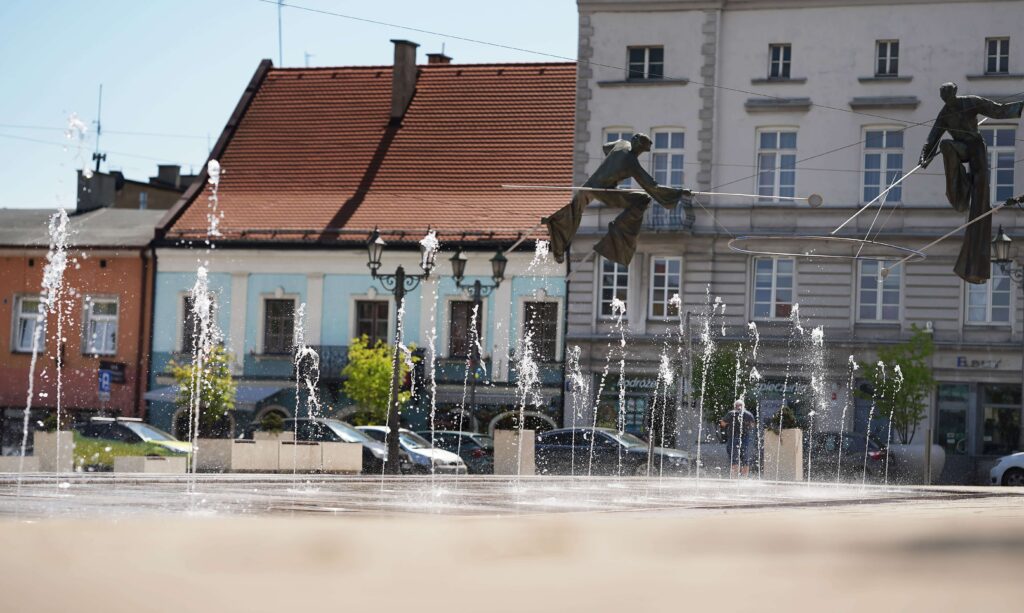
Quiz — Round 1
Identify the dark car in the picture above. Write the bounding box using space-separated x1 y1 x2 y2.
417 431 494 474
74 417 192 455
806 431 887 481
535 427 690 476
246 417 396 474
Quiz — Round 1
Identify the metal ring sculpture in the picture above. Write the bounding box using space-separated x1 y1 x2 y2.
727 235 926 263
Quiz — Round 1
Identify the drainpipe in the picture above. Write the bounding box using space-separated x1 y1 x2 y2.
140 245 158 421
559 250 571 427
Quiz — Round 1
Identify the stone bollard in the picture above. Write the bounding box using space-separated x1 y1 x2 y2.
493 429 535 476
34 431 74 472
763 428 803 481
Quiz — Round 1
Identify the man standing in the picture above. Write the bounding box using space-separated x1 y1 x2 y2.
919 82 1023 284
544 133 690 266
719 399 756 479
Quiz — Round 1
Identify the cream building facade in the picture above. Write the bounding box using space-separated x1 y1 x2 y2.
569 0 1024 483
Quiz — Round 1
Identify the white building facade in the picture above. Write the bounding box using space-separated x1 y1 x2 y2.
571 0 1024 483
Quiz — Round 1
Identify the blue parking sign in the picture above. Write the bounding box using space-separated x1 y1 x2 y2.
98 370 112 401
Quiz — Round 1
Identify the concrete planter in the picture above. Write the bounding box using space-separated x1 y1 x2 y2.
887 443 946 484
254 431 294 442
493 429 535 476
320 442 362 474
0 456 41 472
278 441 321 473
196 439 265 472
34 431 74 473
114 455 188 474
763 428 803 481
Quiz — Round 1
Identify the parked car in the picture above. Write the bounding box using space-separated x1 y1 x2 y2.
357 426 467 474
417 431 494 474
805 431 887 482
283 418 395 474
990 452 1024 486
534 427 690 476
74 417 192 455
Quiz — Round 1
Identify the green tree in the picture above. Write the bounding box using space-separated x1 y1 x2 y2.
343 335 413 426
691 344 757 423
169 345 236 438
857 325 935 444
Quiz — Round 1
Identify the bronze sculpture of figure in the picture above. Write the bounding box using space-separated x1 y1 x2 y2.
544 133 690 266
920 82 1023 284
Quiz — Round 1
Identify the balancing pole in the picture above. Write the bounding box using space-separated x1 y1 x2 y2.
501 184 823 205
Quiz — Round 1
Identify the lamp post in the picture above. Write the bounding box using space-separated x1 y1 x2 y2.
991 225 1024 458
449 248 508 427
366 228 436 474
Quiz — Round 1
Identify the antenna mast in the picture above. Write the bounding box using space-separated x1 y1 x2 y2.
277 0 283 66
92 84 106 172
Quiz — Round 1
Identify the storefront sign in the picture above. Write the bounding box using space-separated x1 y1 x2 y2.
955 356 1001 369
99 360 126 384
597 374 661 397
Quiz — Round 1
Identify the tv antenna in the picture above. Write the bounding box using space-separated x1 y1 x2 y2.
92 84 106 172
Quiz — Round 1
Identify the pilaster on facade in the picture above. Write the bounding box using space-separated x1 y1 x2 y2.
697 9 720 191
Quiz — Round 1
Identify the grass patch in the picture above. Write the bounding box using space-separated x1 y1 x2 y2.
73 433 181 471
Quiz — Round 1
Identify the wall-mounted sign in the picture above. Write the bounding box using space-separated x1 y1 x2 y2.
99 360 126 384
955 356 1001 369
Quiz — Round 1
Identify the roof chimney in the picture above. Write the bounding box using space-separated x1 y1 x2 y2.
156 164 182 189
427 52 452 65
390 39 419 123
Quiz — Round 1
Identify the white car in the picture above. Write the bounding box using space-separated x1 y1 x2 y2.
357 426 467 475
990 452 1024 486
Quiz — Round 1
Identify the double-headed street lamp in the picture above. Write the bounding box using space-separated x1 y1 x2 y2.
366 228 437 474
449 248 508 423
991 225 1024 457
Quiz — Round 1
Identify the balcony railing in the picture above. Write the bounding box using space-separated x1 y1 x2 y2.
645 203 694 230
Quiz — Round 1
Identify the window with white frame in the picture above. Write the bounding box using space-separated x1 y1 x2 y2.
262 298 295 354
753 257 794 320
967 264 1011 324
524 301 558 362
599 258 629 318
982 127 1017 203
13 296 44 353
84 297 118 355
757 130 797 201
768 44 791 79
604 129 635 188
858 260 901 322
649 257 682 319
876 40 899 76
863 129 904 203
449 300 481 358
986 37 1009 74
649 130 685 226
628 46 663 80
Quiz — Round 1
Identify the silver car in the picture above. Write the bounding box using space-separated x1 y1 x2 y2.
357 426 467 475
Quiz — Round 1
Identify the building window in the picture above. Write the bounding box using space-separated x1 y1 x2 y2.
982 127 1016 203
753 257 794 320
649 130 685 227
757 130 797 201
876 40 899 76
524 301 558 362
768 44 791 79
599 258 629 318
628 46 663 80
858 260 900 322
181 293 217 354
13 296 44 353
84 297 118 355
981 384 1021 456
935 384 970 456
649 257 682 319
986 37 1010 74
604 129 634 188
863 129 904 203
355 300 389 346
262 298 295 354
448 300 481 358
966 264 1011 324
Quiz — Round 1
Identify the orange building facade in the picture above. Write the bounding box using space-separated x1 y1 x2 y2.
0 209 158 453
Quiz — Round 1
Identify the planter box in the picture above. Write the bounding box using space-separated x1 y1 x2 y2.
254 431 294 442
278 441 321 473
763 428 803 481
320 442 362 474
196 439 265 472
493 429 535 476
114 455 188 474
0 456 40 472
34 431 74 473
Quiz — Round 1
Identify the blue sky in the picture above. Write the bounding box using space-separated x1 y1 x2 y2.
0 0 577 209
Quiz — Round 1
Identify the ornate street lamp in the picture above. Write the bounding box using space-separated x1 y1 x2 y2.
449 248 507 425
366 228 433 474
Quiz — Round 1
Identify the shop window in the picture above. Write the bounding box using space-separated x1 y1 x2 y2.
935 384 970 455
981 384 1021 455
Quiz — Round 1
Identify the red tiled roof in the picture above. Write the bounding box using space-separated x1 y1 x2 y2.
163 62 575 243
